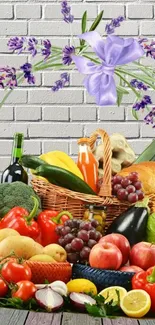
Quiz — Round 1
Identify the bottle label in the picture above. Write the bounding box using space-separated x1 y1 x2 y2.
13 148 22 158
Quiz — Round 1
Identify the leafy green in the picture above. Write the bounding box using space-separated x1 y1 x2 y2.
85 291 122 318
132 108 139 121
80 11 87 49
0 297 43 312
89 11 104 32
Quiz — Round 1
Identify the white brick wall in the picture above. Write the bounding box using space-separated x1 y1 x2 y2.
0 0 154 172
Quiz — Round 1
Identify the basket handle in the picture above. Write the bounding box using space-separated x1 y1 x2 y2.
89 128 112 197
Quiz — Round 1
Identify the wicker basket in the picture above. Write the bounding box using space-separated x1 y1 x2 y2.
31 129 155 231
25 261 72 284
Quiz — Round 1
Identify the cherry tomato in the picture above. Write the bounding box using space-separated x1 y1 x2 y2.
12 280 36 301
0 279 8 297
1 261 32 283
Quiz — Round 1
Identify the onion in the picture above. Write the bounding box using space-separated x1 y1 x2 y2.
70 292 96 311
35 287 64 311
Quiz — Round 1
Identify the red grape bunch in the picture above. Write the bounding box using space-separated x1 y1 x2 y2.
56 219 102 264
112 172 144 203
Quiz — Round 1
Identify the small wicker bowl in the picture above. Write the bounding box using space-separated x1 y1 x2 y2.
72 264 135 291
26 261 72 284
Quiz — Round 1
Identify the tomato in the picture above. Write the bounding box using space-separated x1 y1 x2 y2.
1 261 32 283
12 280 36 301
0 279 8 297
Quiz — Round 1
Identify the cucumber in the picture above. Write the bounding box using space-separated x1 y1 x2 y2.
34 164 96 195
134 140 155 164
19 155 47 169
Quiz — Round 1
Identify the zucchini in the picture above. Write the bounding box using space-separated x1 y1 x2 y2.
134 140 155 164
34 164 96 195
19 155 47 169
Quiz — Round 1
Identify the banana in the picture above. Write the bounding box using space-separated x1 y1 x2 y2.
40 151 84 180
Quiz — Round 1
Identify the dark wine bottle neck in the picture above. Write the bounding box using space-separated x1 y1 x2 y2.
10 134 23 165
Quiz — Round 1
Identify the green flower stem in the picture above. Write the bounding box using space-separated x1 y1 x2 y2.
33 53 62 69
115 70 141 98
115 68 155 90
34 63 65 71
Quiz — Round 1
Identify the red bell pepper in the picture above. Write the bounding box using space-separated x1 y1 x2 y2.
37 210 73 246
0 196 41 241
132 266 155 312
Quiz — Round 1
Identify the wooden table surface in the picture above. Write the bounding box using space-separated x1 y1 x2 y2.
0 309 155 325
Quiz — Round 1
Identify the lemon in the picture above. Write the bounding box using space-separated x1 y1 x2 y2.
99 286 127 304
120 289 151 318
67 279 97 295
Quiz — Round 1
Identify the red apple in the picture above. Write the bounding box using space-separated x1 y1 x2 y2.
99 234 130 265
119 265 143 273
130 241 155 270
89 242 122 270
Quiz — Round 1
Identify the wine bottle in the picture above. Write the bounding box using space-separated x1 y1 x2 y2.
1 133 28 184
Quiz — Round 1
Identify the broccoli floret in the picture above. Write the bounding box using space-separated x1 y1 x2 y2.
0 181 42 218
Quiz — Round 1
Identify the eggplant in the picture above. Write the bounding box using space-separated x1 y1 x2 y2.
106 206 148 246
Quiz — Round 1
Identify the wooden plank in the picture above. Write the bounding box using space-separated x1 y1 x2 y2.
62 312 102 325
0 308 28 325
102 317 139 325
25 311 62 325
138 320 155 325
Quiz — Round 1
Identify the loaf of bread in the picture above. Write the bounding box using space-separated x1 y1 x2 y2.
118 161 155 195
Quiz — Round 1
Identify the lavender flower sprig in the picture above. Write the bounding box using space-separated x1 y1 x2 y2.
52 73 70 91
105 16 124 35
0 67 17 89
144 107 155 128
61 1 74 23
20 63 35 84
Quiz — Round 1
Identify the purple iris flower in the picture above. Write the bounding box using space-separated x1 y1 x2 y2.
62 46 75 65
72 31 144 106
20 63 35 84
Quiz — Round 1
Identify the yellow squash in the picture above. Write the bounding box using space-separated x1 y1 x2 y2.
40 151 84 180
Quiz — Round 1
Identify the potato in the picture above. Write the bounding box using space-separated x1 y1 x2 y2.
0 236 43 259
29 254 57 263
42 244 67 262
0 228 20 242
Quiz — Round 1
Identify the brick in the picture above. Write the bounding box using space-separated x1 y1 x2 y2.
141 124 155 137
128 139 152 155
71 72 84 87
70 141 79 155
15 106 41 121
44 4 97 19
0 5 13 19
0 54 27 66
84 123 140 138
0 38 11 53
0 107 13 121
0 123 27 138
127 4 153 19
99 4 124 19
24 140 41 155
0 90 27 104
29 123 83 138
99 106 125 121
70 106 96 121
28 89 83 104
15 4 41 19
141 22 155 35
126 107 144 121
0 21 27 36
29 21 80 36
0 157 11 172
43 106 69 121
0 141 12 155
42 140 69 154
